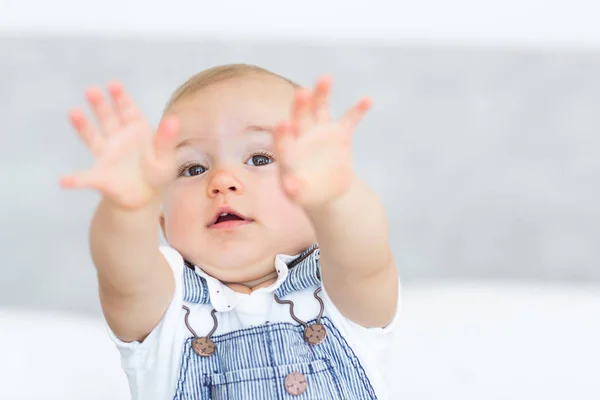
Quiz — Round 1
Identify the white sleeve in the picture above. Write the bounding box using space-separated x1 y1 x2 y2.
105 246 185 371
320 276 402 348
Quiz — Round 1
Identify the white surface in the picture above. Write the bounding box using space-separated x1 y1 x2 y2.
391 283 600 399
1 282 599 399
1 0 600 48
0 309 130 400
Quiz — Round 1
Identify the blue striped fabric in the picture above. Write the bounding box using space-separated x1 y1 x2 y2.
176 246 377 399
275 245 321 299
182 265 210 304
173 317 376 399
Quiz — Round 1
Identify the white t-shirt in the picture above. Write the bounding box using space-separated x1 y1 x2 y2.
108 246 401 400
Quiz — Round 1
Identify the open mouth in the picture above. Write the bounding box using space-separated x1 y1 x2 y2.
209 208 253 228
214 212 245 224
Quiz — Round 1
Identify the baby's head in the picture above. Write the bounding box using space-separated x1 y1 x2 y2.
159 64 316 284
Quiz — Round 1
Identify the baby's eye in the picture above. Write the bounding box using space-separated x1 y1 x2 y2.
179 164 208 177
246 154 274 167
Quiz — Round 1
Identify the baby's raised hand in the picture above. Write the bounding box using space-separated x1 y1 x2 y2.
60 83 179 210
274 76 371 208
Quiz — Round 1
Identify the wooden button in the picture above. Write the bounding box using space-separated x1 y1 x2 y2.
285 371 307 395
304 323 327 345
192 337 216 357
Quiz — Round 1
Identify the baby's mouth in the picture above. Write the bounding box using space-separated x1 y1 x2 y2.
214 212 245 224
208 209 254 228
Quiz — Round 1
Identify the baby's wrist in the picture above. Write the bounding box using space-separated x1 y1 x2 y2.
304 173 361 211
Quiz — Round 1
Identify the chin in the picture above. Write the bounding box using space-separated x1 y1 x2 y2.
193 240 271 266
197 251 274 283
173 227 315 275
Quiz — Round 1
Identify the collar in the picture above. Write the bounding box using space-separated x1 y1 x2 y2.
182 245 321 312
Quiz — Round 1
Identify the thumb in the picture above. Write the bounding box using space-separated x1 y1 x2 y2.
59 169 105 191
281 174 307 202
153 115 180 162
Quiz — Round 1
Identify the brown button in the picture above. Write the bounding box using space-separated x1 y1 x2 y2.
285 371 307 396
192 337 216 357
304 323 327 345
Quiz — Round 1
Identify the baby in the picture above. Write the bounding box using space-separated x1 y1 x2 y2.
61 64 400 399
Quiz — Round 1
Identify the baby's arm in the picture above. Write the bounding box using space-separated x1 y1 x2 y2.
91 200 173 342
306 179 397 328
273 77 398 328
61 84 179 342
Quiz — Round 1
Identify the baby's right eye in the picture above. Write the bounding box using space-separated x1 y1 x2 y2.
178 163 208 177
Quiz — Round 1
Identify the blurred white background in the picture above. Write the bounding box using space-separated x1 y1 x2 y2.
1 1 599 399
3 0 600 48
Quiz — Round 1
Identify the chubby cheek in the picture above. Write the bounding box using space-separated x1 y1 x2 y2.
161 190 204 244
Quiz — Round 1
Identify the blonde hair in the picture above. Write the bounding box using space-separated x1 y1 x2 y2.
164 64 299 113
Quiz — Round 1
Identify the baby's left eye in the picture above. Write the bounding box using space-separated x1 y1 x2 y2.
246 154 274 167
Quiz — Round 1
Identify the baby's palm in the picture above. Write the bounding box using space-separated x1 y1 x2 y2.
274 77 371 207
60 83 179 210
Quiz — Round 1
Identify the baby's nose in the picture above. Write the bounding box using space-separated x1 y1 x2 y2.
208 170 243 195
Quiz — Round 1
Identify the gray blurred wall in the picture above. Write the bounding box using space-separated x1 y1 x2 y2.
1 36 599 315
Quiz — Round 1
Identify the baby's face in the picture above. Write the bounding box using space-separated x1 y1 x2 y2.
160 75 316 283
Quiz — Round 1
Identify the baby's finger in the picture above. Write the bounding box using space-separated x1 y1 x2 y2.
152 116 180 163
86 87 121 136
108 82 143 124
292 88 314 135
312 76 332 123
340 97 373 131
68 109 104 156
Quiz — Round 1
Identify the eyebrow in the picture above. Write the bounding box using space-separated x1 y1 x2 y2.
245 125 274 134
175 139 198 150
